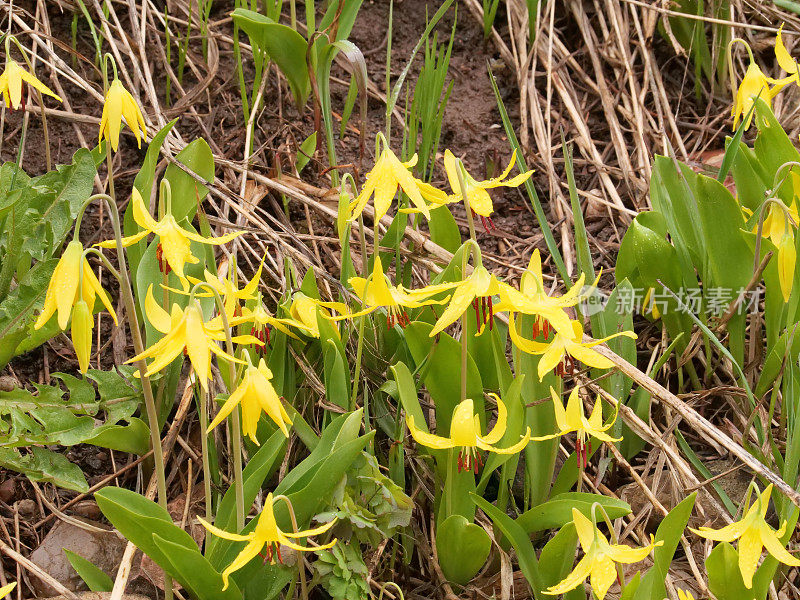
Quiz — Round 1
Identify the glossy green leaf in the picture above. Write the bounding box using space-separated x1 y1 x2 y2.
632 493 695 600
232 9 310 106
64 550 113 592
516 493 631 534
436 514 491 585
472 494 543 600
537 522 578 590
96 488 241 600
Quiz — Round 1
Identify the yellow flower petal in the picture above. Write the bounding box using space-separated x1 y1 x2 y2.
406 415 456 450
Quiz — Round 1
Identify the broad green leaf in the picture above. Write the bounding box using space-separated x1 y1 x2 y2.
538 522 578 590
633 493 696 600
0 446 88 492
64 550 113 592
516 493 631 534
165 138 215 222
232 9 311 106
436 514 491 585
472 494 543 600
96 488 241 600
206 430 287 565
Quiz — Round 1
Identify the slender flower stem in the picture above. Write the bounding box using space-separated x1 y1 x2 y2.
456 161 476 404
274 496 308 600
78 195 171 600
190 282 245 531
199 384 212 521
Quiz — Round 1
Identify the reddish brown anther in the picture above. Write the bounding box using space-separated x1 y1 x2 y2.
156 243 172 275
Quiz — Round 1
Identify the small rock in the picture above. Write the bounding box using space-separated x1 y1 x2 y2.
0 376 16 392
16 499 36 516
29 520 126 596
70 501 102 520
0 479 16 504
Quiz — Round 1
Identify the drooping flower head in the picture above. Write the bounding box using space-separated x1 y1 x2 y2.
729 39 791 130
0 59 61 110
99 78 147 151
199 493 337 590
128 286 259 390
207 357 292 443
494 249 588 338
428 264 502 337
34 241 118 373
35 241 118 332
531 388 621 467
407 395 531 473
241 298 314 348
426 149 533 230
0 582 16 600
322 256 451 329
509 317 635 380
544 508 662 600
349 135 431 222
98 189 242 278
690 484 800 588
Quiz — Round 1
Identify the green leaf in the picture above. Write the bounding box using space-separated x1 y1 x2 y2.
516 493 631 534
323 338 350 411
706 543 766 600
0 258 57 366
436 514 491 585
232 9 311 107
633 493 695 600
95 488 241 600
296 133 316 174
537 522 578 590
165 138 215 222
0 446 88 492
64 549 113 592
472 494 543 600
428 205 461 255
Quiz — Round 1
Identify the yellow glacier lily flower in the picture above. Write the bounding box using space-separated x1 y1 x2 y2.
98 188 242 278
493 249 588 337
407 395 531 472
0 60 61 109
690 484 800 588
288 293 334 339
34 240 118 331
241 299 314 347
207 357 292 442
173 261 263 321
428 265 502 337
199 493 337 590
677 590 695 600
349 138 430 222
0 582 16 600
323 256 451 328
730 40 791 131
532 388 621 467
430 149 533 227
99 78 147 151
545 508 662 600
509 317 636 380
750 198 798 302
128 286 257 390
